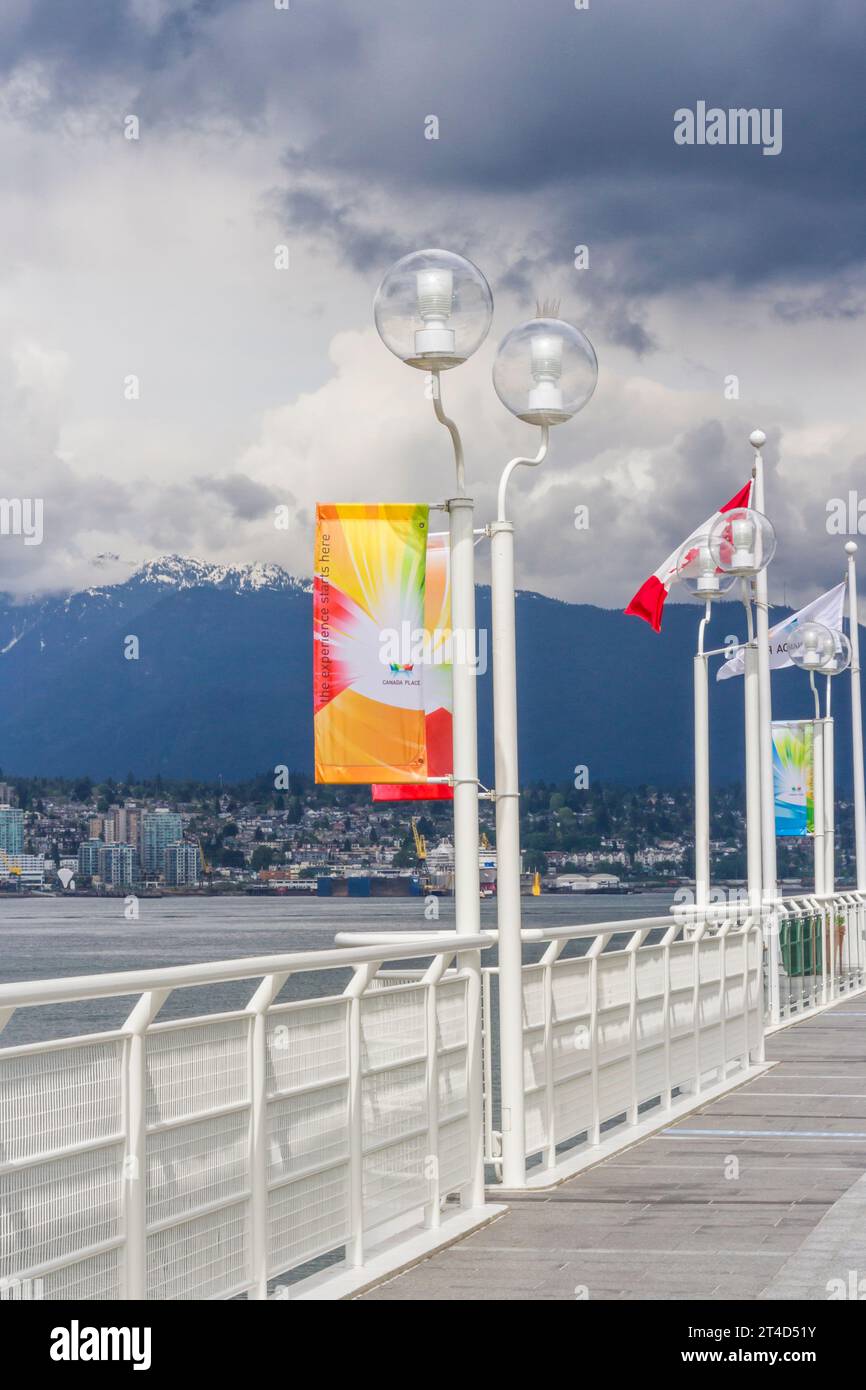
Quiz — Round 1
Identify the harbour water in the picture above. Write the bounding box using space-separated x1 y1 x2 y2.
0 891 672 1047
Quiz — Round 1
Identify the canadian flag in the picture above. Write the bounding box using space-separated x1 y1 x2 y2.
624 480 753 632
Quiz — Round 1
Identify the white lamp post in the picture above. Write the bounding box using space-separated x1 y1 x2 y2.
845 542 866 891
374 249 493 942
674 539 736 908
490 312 598 1187
374 249 493 1206
709 507 777 919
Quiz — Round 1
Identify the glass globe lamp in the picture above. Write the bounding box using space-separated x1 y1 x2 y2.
675 535 737 599
708 507 776 577
373 249 493 371
788 621 837 672
823 629 852 677
492 317 598 425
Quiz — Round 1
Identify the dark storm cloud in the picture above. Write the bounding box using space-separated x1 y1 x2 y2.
280 187 406 273
7 0 866 307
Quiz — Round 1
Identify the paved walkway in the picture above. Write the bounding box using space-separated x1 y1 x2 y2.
363 995 866 1300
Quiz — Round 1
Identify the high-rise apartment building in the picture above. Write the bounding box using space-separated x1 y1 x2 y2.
163 842 202 887
78 839 103 877
0 805 25 856
140 810 183 878
96 843 140 889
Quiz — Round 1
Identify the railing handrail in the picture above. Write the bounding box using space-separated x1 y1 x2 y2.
0 931 491 1011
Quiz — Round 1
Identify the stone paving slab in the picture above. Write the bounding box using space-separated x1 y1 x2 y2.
361 994 866 1300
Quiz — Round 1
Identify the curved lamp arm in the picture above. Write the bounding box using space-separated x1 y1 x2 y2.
430 370 465 495
497 425 550 522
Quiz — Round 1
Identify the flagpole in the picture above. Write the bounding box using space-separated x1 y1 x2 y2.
749 429 780 1022
810 674 825 896
744 639 764 909
824 678 835 894
845 542 866 890
694 606 711 908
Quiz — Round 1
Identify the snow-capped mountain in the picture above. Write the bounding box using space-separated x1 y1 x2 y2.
131 555 309 595
0 557 858 784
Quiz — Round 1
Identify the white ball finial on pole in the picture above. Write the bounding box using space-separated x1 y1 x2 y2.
750 429 767 450
846 540 858 557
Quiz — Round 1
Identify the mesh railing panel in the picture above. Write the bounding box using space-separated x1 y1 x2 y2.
146 1113 249 1228
266 1083 349 1184
267 1165 349 1276
0 1040 123 1164
146 1201 249 1300
145 1019 250 1127
0 1144 123 1281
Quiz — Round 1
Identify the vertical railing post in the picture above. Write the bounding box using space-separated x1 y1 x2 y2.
481 969 496 1175
753 916 765 1063
122 988 169 1302
766 897 781 1027
823 899 833 1005
743 913 756 1060
345 962 377 1267
422 954 449 1228
718 921 730 1079
661 922 679 1108
541 940 564 1170
246 971 289 1300
774 903 790 1024
587 935 605 1145
459 949 485 1207
626 930 647 1126
691 920 708 1095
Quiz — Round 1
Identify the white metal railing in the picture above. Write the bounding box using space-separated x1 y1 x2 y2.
770 891 866 1025
0 935 489 1301
481 901 766 1183
4 890 866 1297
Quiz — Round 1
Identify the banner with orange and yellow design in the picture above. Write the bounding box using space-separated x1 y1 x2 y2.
314 504 430 783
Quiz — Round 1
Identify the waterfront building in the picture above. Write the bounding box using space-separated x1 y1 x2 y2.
163 841 202 887
78 839 103 876
0 805 25 856
140 809 183 877
0 854 45 888
96 843 140 889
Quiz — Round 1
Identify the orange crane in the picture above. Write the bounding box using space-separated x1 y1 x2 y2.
194 835 213 880
410 818 433 893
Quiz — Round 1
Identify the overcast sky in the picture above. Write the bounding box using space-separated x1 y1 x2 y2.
1 0 865 617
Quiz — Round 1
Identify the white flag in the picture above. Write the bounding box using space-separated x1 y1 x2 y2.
717 581 847 681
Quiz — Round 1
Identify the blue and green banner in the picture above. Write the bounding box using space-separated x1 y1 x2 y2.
772 721 815 837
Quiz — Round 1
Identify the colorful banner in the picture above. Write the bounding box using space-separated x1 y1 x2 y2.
772 721 815 837
314 504 429 784
372 531 454 801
